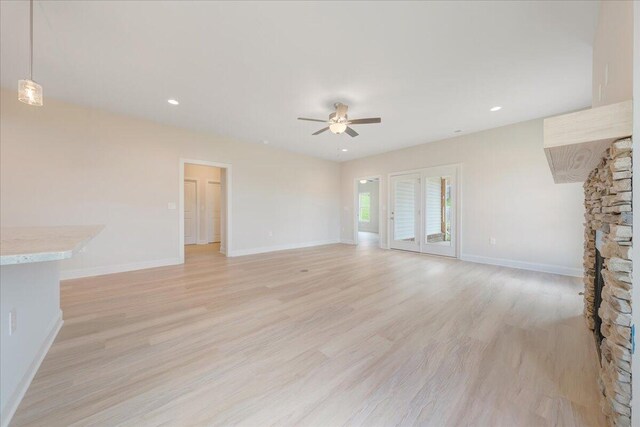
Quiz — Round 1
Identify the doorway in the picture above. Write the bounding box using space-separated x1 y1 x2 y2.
389 165 459 257
180 159 232 262
353 176 382 246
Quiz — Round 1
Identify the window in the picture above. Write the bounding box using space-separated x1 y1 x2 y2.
359 192 371 222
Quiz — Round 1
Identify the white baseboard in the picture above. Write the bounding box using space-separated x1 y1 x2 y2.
60 258 182 280
1 313 63 427
229 239 341 257
341 239 356 245
460 253 582 277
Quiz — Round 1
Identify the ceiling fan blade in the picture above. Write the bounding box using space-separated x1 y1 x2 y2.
348 117 382 125
345 127 359 137
312 127 330 135
335 103 348 118
298 117 327 123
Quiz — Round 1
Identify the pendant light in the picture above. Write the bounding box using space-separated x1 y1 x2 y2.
18 0 43 106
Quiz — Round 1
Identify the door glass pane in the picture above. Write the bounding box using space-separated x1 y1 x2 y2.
394 179 417 242
425 176 451 246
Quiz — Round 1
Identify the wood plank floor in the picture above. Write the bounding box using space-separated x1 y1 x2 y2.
11 243 604 426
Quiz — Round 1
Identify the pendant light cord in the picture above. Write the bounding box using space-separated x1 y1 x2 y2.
29 0 33 80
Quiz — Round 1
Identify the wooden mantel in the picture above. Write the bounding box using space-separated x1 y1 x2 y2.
544 100 633 183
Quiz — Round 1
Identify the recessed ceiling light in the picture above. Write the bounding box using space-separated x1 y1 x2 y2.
360 179 367 184
341 148 348 152
262 140 269 144
167 99 179 105
490 106 502 112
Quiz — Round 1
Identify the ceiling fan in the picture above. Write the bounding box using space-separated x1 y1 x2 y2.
298 103 381 137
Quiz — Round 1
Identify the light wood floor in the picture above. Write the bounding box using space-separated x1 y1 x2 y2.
358 231 379 247
11 243 604 426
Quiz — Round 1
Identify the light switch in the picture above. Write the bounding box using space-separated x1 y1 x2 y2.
167 202 177 210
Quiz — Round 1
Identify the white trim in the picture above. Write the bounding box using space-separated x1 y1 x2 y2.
460 253 582 277
388 161 464 177
60 257 181 280
1 312 63 427
353 175 383 248
179 159 232 262
229 239 340 257
341 239 356 245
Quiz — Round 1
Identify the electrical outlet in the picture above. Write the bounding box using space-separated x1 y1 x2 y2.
9 308 17 336
490 237 496 245
167 202 177 210
268 231 273 237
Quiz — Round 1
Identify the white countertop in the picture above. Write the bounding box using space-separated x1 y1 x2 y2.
0 225 104 266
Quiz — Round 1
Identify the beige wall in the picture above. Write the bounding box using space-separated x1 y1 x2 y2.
0 90 341 277
592 0 634 107
184 164 222 244
340 118 585 276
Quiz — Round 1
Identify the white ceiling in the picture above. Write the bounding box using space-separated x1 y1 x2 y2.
1 1 598 161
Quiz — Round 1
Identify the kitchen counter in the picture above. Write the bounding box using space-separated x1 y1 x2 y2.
0 225 104 266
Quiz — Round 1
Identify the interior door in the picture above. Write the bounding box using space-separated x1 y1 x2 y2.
422 166 457 257
390 174 421 252
184 180 197 245
206 182 221 243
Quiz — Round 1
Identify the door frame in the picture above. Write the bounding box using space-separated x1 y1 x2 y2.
353 175 383 247
179 158 232 262
183 177 199 245
386 163 462 258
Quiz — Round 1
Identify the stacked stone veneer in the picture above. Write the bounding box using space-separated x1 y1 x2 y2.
583 137 633 426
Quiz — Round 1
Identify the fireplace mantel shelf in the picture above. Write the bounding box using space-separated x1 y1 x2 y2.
544 100 633 184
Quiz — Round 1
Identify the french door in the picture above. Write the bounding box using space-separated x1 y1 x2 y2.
422 165 457 257
389 165 458 257
390 174 421 251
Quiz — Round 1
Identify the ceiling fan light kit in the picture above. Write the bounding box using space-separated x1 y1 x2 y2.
298 103 381 138
328 112 348 134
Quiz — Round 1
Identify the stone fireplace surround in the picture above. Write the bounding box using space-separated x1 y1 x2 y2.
583 137 633 426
